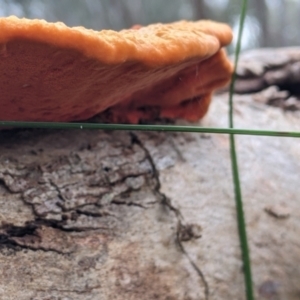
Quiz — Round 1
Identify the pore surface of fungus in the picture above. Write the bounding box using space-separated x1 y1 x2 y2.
0 16 233 123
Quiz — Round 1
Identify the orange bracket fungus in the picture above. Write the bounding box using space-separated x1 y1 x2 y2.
0 16 233 123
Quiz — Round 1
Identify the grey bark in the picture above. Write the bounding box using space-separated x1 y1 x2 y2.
1 48 300 300
230 47 300 111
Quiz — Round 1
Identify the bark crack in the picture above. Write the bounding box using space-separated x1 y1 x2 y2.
130 132 209 300
0 223 67 254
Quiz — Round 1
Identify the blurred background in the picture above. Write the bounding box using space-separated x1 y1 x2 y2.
0 0 299 51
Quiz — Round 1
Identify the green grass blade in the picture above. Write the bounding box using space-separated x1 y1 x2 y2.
229 0 254 300
230 134 254 300
1 121 300 138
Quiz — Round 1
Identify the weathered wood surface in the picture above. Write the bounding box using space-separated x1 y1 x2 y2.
232 47 300 111
0 48 300 300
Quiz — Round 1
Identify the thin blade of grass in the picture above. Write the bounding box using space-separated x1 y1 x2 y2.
229 0 254 300
1 121 300 138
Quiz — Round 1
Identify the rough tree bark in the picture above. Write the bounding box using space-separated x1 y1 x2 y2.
0 48 300 300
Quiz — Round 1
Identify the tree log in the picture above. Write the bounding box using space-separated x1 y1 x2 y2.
1 48 300 300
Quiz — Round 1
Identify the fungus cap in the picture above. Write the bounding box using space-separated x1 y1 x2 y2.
0 16 233 123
